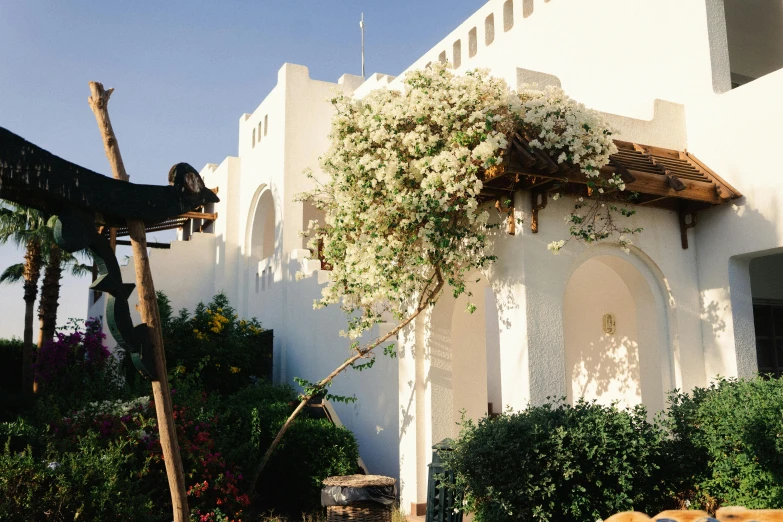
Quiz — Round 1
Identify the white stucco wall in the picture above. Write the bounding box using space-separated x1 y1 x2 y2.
685 69 783 379
95 0 783 512
565 258 642 410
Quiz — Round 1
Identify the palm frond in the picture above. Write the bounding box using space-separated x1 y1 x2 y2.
0 263 24 284
68 262 93 277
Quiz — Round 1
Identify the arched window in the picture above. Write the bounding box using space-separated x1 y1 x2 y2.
485 13 495 46
249 188 275 261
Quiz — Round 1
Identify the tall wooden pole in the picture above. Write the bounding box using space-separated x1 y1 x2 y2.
87 82 189 522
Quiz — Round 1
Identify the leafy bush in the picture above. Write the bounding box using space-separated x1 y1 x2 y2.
159 292 272 395
0 338 24 421
444 400 666 522
663 377 783 511
213 379 299 470
0 292 360 520
32 318 129 417
259 417 360 514
0 430 155 521
210 379 361 514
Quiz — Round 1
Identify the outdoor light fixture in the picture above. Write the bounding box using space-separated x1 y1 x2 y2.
602 313 616 335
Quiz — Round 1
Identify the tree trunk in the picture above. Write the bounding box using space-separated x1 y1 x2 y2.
38 244 63 349
88 81 189 522
22 238 42 395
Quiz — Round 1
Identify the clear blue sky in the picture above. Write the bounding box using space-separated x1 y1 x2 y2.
0 1 483 338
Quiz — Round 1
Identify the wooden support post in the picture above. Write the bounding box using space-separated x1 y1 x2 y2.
88 82 189 522
494 199 515 235
531 189 548 233
679 207 696 250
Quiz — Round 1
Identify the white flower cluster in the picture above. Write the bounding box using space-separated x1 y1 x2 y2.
547 240 566 254
299 64 619 336
76 396 150 418
519 85 618 177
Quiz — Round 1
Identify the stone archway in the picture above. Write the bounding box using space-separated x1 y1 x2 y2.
248 186 275 262
427 277 498 442
563 252 672 413
240 185 277 316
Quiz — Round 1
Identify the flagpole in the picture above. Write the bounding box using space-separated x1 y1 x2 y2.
360 13 365 79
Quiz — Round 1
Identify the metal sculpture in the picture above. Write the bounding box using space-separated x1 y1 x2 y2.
0 126 219 378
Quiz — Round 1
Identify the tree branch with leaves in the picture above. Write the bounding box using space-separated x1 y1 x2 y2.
253 64 624 488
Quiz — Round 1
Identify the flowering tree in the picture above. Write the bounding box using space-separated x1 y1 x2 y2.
255 64 628 481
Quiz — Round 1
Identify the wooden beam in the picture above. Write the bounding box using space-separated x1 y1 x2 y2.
115 239 171 249
679 208 696 249
681 151 742 200
531 189 547 233
495 199 515 235
637 196 669 206
180 211 217 221
501 162 724 204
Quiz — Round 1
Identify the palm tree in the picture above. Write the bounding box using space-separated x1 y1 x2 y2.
0 204 46 394
37 237 92 349
1 205 93 394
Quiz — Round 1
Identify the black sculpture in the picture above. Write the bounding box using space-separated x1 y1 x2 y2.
0 126 219 378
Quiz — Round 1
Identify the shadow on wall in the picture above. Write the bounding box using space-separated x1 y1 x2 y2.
243 183 284 316
700 192 782 380
569 334 641 409
564 256 643 410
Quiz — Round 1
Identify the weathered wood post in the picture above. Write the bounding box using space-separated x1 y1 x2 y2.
87 82 189 522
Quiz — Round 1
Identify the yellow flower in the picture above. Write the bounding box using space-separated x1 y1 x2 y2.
215 363 221 368
229 366 241 374
175 365 186 375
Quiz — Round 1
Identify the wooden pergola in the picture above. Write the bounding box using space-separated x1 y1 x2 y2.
479 135 742 248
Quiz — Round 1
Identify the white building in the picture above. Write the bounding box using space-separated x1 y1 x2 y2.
90 0 783 513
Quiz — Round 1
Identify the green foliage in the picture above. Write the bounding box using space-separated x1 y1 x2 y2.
259 417 360 514
32 318 131 421
159 292 272 395
212 378 299 470
444 400 666 522
0 293 361 520
663 377 783 511
212 379 361 515
0 433 155 521
0 338 25 421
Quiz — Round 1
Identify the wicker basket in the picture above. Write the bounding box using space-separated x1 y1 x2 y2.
326 501 392 522
323 475 395 522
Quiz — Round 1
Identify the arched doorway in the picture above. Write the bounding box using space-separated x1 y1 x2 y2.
563 253 669 413
249 187 275 262
242 186 277 315
427 277 498 442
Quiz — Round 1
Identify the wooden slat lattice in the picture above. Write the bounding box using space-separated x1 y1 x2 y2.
479 137 742 210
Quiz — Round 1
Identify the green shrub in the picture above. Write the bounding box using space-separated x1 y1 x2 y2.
0 433 154 521
31 318 131 424
0 292 360 520
213 378 299 469
260 417 360 514
444 400 666 522
211 379 361 515
663 376 783 511
0 338 25 421
159 292 272 395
